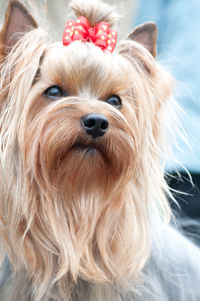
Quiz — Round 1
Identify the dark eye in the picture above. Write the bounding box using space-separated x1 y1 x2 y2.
43 85 66 99
106 95 122 108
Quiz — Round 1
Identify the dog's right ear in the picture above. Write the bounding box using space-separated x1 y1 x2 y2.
127 22 157 58
0 0 38 55
118 22 157 74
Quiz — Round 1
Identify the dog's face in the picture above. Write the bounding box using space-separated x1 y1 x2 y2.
21 42 137 198
0 1 173 299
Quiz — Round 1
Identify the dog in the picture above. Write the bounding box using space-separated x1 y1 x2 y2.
0 0 199 300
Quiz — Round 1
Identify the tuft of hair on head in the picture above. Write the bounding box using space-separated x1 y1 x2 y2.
69 0 120 27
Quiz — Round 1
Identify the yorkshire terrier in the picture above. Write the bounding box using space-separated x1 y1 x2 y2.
0 0 199 300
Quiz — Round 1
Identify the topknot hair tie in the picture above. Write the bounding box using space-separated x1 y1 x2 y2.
63 16 117 53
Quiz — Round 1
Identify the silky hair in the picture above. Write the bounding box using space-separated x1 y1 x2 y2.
0 0 175 300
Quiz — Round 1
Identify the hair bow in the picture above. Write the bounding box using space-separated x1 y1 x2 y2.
63 16 117 53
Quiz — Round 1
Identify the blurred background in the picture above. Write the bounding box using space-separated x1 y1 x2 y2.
134 0 200 219
0 0 200 219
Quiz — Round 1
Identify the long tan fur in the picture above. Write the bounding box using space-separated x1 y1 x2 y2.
0 0 174 300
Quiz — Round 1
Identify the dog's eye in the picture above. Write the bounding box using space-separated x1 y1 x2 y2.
43 85 66 99
106 95 122 108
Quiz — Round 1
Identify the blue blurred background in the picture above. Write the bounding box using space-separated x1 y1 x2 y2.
134 0 200 218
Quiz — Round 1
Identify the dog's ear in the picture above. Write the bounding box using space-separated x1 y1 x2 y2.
0 0 38 52
127 22 157 58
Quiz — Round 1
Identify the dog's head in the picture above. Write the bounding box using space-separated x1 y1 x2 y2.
0 0 173 299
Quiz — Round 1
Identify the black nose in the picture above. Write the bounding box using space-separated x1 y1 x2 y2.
81 114 109 138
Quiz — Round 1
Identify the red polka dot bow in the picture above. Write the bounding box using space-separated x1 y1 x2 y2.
63 16 117 53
